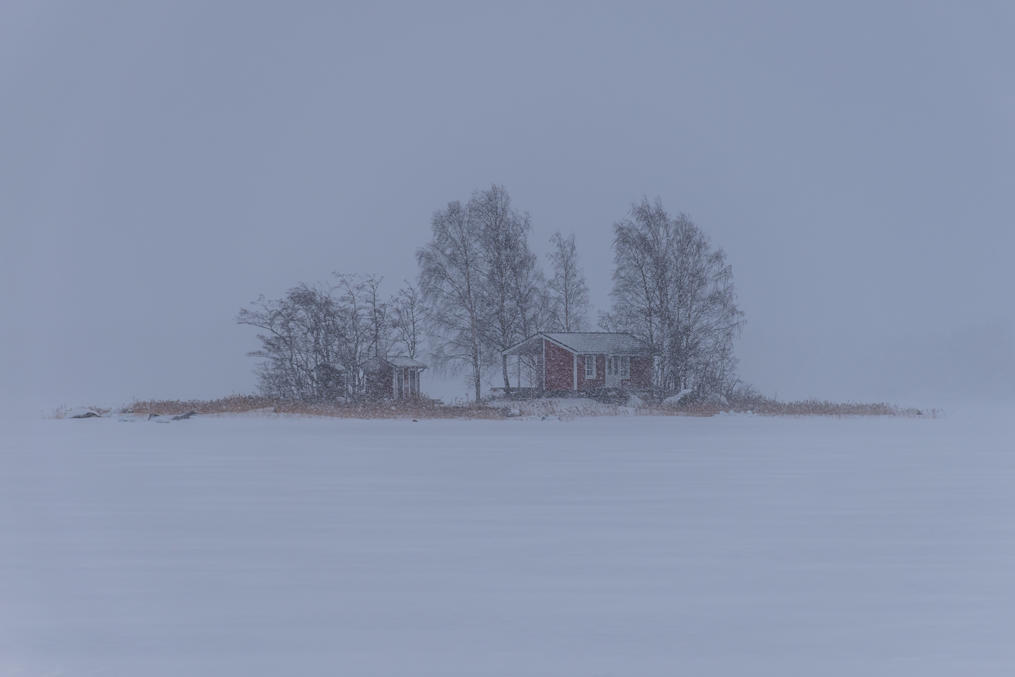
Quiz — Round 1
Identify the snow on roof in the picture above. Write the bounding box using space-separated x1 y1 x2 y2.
386 356 427 368
362 356 428 371
544 332 650 354
503 332 651 355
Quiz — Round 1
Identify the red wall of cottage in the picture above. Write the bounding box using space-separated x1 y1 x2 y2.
542 339 654 392
543 339 574 391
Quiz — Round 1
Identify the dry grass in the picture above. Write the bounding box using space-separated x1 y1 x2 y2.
122 395 504 420
718 395 937 418
123 395 276 416
94 393 936 421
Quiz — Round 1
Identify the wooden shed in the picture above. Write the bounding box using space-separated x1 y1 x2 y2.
361 356 427 400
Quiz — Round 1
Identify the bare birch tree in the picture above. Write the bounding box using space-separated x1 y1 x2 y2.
546 231 589 332
474 185 542 395
418 185 546 400
601 198 674 388
362 274 391 359
391 281 423 359
417 199 486 403
508 249 550 393
332 273 372 392
603 198 743 395
669 216 743 395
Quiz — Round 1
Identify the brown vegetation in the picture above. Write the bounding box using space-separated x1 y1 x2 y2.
121 395 504 420
70 392 934 421
719 388 935 417
729 399 931 417
667 400 934 417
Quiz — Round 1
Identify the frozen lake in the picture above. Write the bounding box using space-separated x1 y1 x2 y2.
2 410 1014 676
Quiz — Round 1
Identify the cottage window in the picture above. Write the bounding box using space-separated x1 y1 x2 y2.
583 354 596 379
620 356 631 379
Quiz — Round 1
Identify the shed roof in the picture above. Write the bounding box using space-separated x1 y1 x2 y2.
386 356 427 368
361 356 428 371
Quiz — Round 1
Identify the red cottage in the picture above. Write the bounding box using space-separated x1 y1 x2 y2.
502 332 653 394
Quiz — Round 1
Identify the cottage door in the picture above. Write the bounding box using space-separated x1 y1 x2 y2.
605 356 621 388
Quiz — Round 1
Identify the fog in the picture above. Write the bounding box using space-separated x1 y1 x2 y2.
3 1 1013 414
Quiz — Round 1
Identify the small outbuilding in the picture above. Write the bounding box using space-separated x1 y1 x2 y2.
361 356 427 400
502 332 653 394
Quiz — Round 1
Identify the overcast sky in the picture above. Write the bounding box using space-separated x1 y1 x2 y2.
3 1 1013 413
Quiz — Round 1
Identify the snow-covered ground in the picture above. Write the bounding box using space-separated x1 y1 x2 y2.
2 409 1014 676
486 396 642 418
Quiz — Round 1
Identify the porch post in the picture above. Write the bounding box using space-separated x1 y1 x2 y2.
541 339 546 393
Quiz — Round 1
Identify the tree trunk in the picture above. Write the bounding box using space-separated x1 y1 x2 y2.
470 316 482 404
473 359 482 403
501 353 512 395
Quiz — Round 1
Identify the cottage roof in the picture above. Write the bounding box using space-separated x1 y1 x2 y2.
503 332 651 356
545 332 649 354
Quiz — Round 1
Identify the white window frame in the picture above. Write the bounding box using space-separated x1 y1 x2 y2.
583 354 596 379
620 355 631 379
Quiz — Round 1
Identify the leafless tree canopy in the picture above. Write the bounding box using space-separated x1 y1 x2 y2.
237 274 398 401
418 185 546 400
361 274 391 360
417 198 487 402
547 231 589 332
602 198 744 395
391 281 424 359
330 273 373 386
237 284 348 401
475 185 546 394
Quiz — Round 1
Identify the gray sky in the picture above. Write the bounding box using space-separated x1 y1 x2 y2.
3 1 1014 413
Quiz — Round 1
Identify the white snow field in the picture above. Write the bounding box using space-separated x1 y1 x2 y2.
2 409 1014 676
